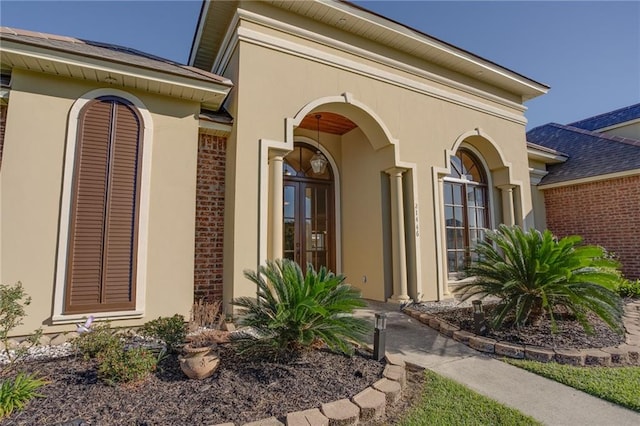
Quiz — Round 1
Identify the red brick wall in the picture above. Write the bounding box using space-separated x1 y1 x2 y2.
194 133 227 301
0 104 6 170
543 175 640 279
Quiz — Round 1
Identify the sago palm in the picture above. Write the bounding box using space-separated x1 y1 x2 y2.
232 259 370 359
455 225 624 334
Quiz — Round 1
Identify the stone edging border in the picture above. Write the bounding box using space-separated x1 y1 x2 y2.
213 353 409 426
403 306 640 367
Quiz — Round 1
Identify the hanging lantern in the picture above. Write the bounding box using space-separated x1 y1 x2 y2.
310 114 328 174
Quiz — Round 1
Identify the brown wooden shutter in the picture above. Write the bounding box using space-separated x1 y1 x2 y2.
65 98 142 314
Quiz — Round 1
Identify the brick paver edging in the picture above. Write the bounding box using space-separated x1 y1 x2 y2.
213 354 409 426
403 301 640 367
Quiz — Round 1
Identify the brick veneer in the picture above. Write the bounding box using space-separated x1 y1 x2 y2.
194 133 227 301
0 104 6 169
543 175 640 279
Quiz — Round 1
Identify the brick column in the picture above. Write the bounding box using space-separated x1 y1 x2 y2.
194 133 227 301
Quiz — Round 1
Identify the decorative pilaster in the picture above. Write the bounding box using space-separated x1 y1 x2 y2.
268 150 287 260
386 167 411 303
499 185 516 226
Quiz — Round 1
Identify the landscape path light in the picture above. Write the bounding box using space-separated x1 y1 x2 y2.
472 300 487 335
373 312 387 361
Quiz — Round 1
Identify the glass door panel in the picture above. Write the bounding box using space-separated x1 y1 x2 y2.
283 184 297 262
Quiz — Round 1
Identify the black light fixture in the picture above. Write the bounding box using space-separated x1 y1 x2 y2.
472 300 487 335
310 114 328 175
373 313 387 361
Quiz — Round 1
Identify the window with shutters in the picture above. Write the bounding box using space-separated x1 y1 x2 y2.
64 96 143 314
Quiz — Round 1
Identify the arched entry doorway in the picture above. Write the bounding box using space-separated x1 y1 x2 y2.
283 143 335 271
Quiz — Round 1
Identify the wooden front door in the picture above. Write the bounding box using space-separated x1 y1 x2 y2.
283 144 335 271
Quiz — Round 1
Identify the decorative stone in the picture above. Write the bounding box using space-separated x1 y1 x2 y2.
525 345 555 362
50 333 71 346
242 417 283 426
582 349 612 366
452 330 474 344
384 353 406 368
418 313 433 324
222 322 236 332
321 399 360 426
617 344 640 364
555 348 585 366
438 322 459 337
408 309 423 319
601 347 629 364
427 318 441 331
372 378 402 405
468 336 497 353
495 342 525 359
38 334 52 346
352 387 386 422
383 364 406 388
286 408 329 426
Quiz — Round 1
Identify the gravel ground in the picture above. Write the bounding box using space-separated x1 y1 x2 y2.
413 300 625 349
1 345 384 426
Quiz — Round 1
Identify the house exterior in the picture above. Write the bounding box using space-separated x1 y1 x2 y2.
527 104 640 280
1 0 548 337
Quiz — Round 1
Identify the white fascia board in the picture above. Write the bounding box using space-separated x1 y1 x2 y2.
2 42 231 105
198 118 233 135
527 146 568 164
594 117 640 133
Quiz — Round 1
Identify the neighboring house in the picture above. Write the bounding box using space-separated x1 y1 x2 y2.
0 0 549 337
527 104 640 280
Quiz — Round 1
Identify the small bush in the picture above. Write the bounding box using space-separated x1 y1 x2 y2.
233 259 370 360
616 279 640 299
138 314 186 353
0 372 48 419
73 323 121 360
0 282 42 366
98 345 157 385
455 225 624 334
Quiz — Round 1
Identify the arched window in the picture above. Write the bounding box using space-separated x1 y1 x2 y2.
64 96 143 313
443 149 489 278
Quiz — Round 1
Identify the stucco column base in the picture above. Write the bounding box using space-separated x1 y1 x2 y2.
387 295 412 304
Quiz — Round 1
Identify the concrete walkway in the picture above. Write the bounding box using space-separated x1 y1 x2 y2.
355 300 640 426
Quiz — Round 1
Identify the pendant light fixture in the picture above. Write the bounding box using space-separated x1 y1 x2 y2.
310 114 328 175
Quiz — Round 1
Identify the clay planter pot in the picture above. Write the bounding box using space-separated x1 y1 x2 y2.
179 344 220 380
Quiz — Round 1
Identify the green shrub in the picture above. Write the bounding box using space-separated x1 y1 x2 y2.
616 279 640 299
138 314 186 353
0 372 48 419
97 345 157 385
0 282 42 366
455 225 624 334
72 323 121 360
233 259 370 360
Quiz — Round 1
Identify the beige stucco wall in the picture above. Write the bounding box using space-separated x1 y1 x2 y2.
221 11 535 303
0 70 200 336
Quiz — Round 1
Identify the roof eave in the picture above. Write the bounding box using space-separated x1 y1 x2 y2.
1 38 232 110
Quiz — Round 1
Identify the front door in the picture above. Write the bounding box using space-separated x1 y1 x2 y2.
283 144 335 271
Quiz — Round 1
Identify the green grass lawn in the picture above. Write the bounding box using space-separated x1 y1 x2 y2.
506 359 640 412
398 370 541 426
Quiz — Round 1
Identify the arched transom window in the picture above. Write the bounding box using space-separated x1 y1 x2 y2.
443 149 489 278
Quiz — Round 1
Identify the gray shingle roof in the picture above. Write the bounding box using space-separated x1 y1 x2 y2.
0 27 231 86
526 123 640 185
568 103 640 131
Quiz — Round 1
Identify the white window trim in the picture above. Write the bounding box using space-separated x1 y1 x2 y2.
52 88 154 324
439 144 496 289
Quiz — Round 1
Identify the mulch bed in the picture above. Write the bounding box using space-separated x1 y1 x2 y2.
423 303 625 349
2 345 385 425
